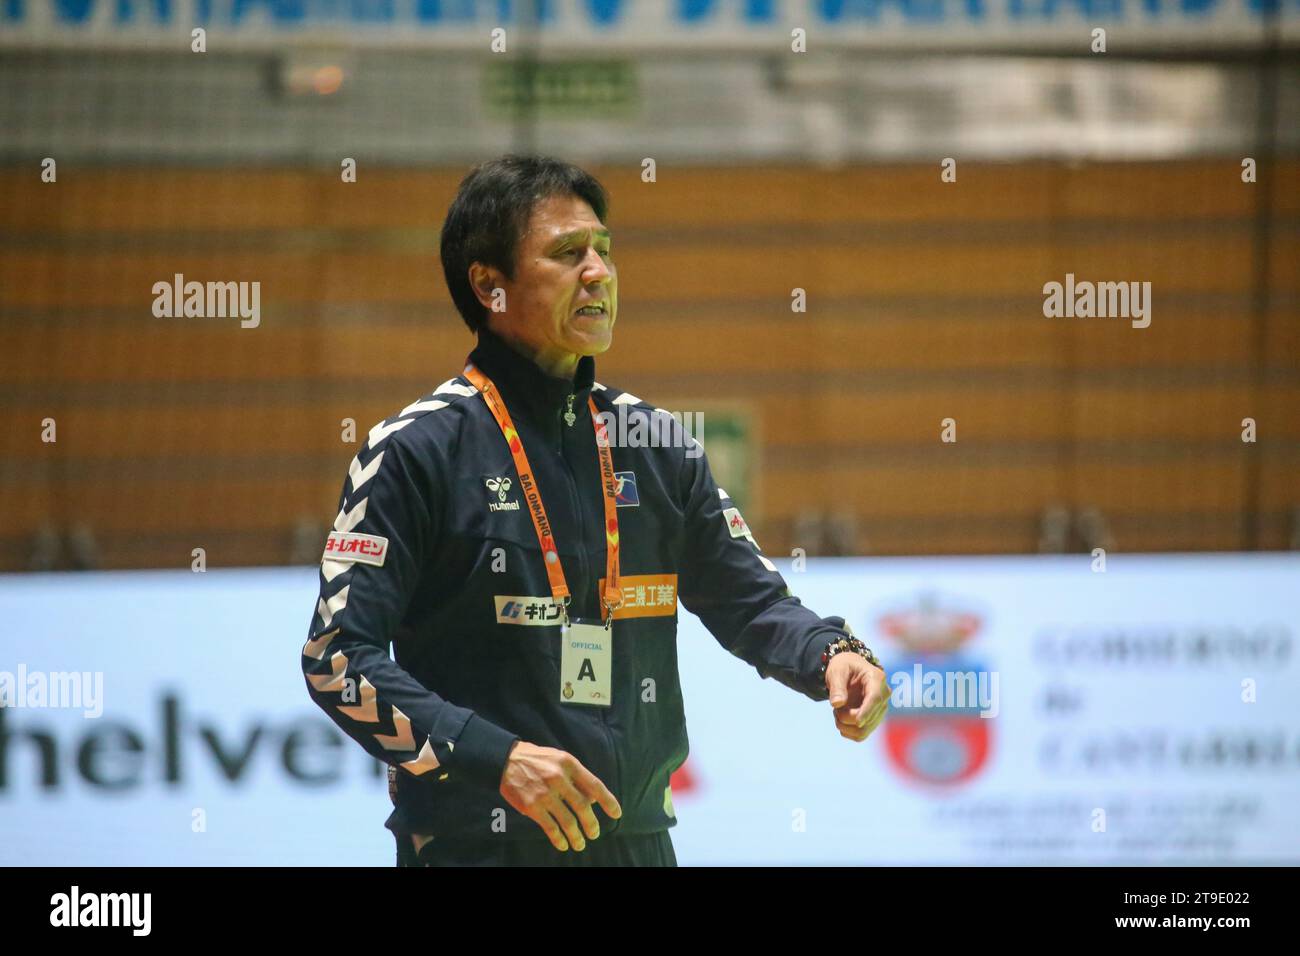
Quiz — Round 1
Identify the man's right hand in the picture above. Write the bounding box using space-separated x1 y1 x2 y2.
498 741 622 852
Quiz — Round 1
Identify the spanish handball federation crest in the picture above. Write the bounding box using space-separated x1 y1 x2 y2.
875 594 991 787
613 470 639 507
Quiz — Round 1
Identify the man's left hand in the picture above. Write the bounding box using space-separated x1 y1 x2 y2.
825 653 889 742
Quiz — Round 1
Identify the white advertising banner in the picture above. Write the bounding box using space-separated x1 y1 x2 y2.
0 0 1297 51
0 555 1297 866
674 554 1300 865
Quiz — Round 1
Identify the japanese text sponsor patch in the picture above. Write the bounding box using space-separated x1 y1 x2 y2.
322 531 389 567
494 594 564 626
723 506 759 547
596 573 678 620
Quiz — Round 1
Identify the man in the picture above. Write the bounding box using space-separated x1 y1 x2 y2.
301 155 888 867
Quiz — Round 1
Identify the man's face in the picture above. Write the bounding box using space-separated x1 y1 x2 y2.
473 193 617 375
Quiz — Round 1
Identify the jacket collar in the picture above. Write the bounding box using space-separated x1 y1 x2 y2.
466 326 597 429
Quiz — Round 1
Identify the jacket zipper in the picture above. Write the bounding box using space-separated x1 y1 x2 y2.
556 398 590 598
558 393 623 832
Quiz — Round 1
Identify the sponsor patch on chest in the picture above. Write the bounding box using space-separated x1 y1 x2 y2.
322 531 389 567
596 573 678 619
494 595 563 625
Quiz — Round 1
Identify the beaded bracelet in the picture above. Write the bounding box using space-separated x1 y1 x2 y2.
819 634 882 684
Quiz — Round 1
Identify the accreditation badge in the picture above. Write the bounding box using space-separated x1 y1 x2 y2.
559 618 613 707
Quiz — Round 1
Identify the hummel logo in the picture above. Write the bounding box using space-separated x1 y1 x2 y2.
485 476 521 512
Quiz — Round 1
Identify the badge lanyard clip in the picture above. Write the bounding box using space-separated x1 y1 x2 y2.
601 594 620 630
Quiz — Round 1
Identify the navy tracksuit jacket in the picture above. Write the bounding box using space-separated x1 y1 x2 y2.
300 327 851 846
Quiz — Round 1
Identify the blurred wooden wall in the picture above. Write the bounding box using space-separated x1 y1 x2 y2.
1 161 1297 570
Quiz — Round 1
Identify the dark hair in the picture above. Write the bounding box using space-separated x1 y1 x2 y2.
439 155 610 333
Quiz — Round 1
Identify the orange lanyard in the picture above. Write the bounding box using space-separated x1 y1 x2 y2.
463 362 622 624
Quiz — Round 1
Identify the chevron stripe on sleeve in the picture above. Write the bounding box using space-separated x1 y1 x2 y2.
299 378 521 789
